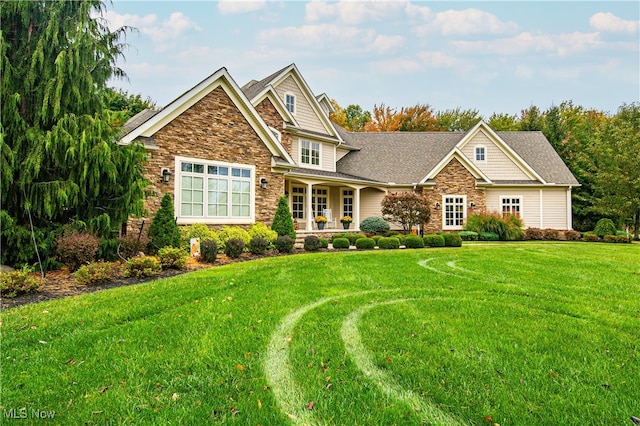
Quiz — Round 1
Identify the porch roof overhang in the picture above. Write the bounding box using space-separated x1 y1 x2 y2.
284 124 343 145
285 167 383 186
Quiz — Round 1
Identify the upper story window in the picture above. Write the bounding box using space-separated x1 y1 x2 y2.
475 146 486 162
285 93 296 114
300 140 320 167
176 157 254 224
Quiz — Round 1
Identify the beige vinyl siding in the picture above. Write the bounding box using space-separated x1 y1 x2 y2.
276 76 327 135
541 189 569 230
486 188 541 228
462 130 531 181
292 138 335 171
359 188 386 220
336 148 350 161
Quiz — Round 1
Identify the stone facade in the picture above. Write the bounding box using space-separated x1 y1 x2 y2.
127 86 284 235
255 98 293 155
422 158 486 234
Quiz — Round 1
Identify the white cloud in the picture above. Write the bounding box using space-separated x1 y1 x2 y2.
415 8 519 36
405 2 432 21
589 12 639 33
99 10 201 46
452 31 602 57
372 50 458 75
416 51 457 68
218 0 267 15
305 0 408 25
372 34 405 54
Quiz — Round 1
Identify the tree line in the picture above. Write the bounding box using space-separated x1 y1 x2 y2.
330 100 639 237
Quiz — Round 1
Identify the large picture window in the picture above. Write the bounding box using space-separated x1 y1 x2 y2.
443 195 466 230
176 157 254 223
300 140 320 167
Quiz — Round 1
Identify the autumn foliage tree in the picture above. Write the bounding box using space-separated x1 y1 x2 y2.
381 192 431 233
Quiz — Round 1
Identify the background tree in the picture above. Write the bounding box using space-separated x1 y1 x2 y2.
381 192 431 233
398 104 439 131
329 100 371 132
435 108 482 131
487 112 519 131
589 103 640 239
518 105 544 131
0 0 148 248
362 103 403 132
104 88 157 125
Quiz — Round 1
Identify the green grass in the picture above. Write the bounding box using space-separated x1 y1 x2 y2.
2 242 639 425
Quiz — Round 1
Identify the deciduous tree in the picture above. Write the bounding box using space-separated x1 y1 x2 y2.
381 192 431 233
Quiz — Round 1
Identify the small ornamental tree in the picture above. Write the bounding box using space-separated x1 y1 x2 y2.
381 192 431 233
147 193 181 253
271 196 296 239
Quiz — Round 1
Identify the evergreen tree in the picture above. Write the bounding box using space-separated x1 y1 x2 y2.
0 0 148 238
271 196 296 239
147 193 181 253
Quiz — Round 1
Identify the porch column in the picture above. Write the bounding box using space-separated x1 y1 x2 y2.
306 182 313 231
354 188 361 230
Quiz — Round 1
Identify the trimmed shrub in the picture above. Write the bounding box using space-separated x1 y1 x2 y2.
594 218 617 238
199 239 218 263
458 231 478 241
319 238 329 249
217 226 251 252
355 237 375 250
564 230 581 241
275 235 295 253
479 232 499 241
158 247 188 270
249 237 270 255
582 233 600 242
225 238 245 258
249 222 278 244
543 229 560 240
371 235 382 244
0 266 42 298
271 196 296 239
75 261 114 286
424 234 445 247
121 256 161 278
181 223 216 250
347 233 367 245
304 235 322 252
524 228 544 240
441 233 463 247
332 237 350 249
404 234 425 248
147 193 181 254
604 235 631 244
117 234 150 259
396 234 408 246
359 217 390 235
55 231 100 271
378 237 400 249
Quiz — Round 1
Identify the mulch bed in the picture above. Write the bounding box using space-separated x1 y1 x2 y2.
1 249 305 310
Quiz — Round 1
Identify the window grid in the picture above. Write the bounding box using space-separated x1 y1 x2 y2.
342 190 354 218
475 146 485 161
285 94 295 114
501 197 521 217
312 188 328 218
300 140 320 166
292 187 305 219
444 196 465 227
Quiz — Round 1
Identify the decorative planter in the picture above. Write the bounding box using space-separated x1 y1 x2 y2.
317 222 325 230
342 222 350 230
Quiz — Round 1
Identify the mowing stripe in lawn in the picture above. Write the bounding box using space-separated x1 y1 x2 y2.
341 298 464 425
418 258 474 279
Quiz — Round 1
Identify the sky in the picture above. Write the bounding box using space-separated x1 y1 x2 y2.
102 1 640 117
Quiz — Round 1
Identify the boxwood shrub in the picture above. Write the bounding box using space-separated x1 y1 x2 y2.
347 233 367 245
249 237 270 255
564 230 581 241
424 234 445 247
582 233 600 242
199 239 218 263
479 232 499 241
441 233 463 247
404 234 425 248
275 235 295 253
225 238 245 258
332 237 350 249
304 235 322 252
355 237 375 250
458 230 478 241
378 237 400 249
319 237 329 249
371 235 382 244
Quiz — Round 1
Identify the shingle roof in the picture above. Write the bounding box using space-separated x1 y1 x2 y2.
336 132 462 184
123 109 160 135
336 128 579 186
497 132 579 185
241 64 292 100
287 167 382 184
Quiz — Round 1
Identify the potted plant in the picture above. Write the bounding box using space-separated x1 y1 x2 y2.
340 215 352 229
315 215 327 230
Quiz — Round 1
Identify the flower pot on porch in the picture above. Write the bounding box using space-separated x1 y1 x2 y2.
317 222 325 230
342 222 350 230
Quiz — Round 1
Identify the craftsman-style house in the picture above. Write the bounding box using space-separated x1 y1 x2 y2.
120 64 579 234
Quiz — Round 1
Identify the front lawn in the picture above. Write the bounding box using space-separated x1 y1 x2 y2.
2 242 638 425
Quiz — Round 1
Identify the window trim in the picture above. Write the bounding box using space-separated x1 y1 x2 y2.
341 188 354 219
174 156 255 225
285 92 296 115
500 196 522 218
474 145 486 162
442 194 467 230
299 139 322 169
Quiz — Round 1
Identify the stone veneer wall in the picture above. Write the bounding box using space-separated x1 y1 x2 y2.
127 86 284 235
422 158 486 234
255 98 292 155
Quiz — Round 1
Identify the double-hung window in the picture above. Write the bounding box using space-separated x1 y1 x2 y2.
501 197 521 218
443 195 466 230
342 189 354 218
177 157 254 223
285 93 295 114
300 140 320 167
475 146 486 162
